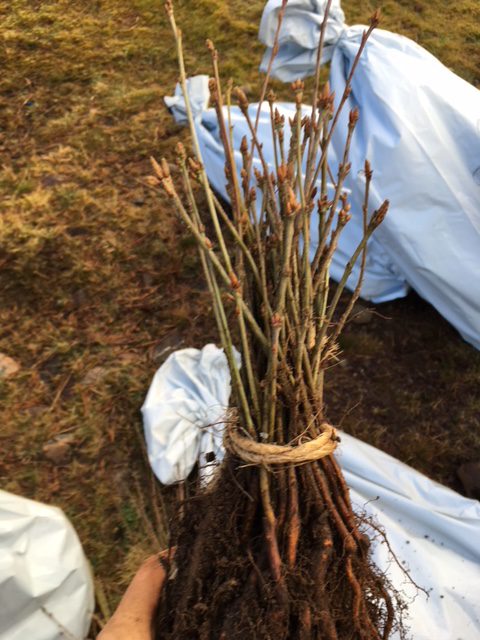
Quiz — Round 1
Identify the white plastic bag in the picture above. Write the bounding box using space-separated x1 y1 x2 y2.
260 0 480 349
0 490 94 640
142 344 240 485
259 0 347 80
142 344 480 639
338 433 480 640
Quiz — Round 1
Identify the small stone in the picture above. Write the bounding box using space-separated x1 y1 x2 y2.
351 303 374 325
43 435 75 465
457 462 480 500
81 366 109 386
0 354 21 378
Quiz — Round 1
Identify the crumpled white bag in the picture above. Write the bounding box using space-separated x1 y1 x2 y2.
0 490 94 640
164 75 210 125
260 0 347 79
259 0 480 349
142 344 240 485
339 431 480 640
142 344 480 639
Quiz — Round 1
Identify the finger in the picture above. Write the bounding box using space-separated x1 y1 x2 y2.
119 555 167 616
98 555 168 639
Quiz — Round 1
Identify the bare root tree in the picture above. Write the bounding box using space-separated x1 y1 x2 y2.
152 2 407 638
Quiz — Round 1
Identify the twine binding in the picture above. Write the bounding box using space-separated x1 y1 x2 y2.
225 423 338 466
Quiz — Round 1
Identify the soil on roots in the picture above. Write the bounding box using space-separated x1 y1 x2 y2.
155 456 407 640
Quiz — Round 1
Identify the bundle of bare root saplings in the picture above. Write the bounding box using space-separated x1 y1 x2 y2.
151 2 408 638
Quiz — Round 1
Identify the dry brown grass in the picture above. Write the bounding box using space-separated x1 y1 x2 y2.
1 0 479 627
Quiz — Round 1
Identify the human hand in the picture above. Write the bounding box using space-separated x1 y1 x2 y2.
97 550 173 640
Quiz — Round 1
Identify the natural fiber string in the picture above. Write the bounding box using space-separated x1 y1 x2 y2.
224 423 338 466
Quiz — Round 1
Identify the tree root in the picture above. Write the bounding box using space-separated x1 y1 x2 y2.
156 455 406 640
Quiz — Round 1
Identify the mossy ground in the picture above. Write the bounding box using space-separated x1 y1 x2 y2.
1 0 479 634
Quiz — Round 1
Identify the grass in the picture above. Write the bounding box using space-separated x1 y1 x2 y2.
1 0 479 632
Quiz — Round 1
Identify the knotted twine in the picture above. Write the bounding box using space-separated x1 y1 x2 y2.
224 422 338 466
